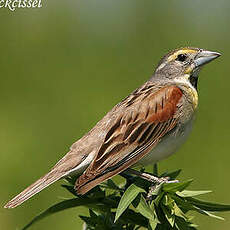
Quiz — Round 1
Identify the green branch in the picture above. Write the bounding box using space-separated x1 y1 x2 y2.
21 166 230 230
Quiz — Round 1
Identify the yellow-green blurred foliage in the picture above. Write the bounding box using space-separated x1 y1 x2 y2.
1 0 230 229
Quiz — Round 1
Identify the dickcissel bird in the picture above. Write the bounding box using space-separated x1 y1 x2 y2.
5 47 220 209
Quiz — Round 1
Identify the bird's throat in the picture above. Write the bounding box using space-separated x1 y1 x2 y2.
189 75 198 89
189 68 200 90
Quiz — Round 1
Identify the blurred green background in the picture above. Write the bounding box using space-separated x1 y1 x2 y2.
1 0 230 229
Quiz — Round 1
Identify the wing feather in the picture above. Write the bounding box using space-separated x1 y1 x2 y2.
76 85 183 194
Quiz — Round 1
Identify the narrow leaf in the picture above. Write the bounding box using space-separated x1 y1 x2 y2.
115 184 145 222
89 209 98 219
120 209 149 228
79 215 96 226
64 175 78 185
149 219 158 230
149 182 164 196
163 179 193 193
177 190 212 197
161 205 175 227
21 197 107 230
61 184 77 196
173 202 188 220
170 194 196 212
195 208 224 220
162 169 182 180
101 179 122 191
153 163 158 176
186 197 230 212
154 192 165 206
175 216 198 230
133 194 156 220
162 194 174 207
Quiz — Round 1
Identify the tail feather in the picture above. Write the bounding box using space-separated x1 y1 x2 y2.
4 149 93 209
4 171 66 209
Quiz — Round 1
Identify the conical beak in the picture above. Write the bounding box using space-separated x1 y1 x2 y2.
194 50 221 67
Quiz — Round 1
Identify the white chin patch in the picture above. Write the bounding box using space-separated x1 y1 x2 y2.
174 74 196 89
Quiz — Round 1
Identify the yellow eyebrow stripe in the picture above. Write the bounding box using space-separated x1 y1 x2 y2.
168 49 197 61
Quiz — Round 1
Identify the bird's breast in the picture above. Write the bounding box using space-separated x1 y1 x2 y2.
187 86 198 110
136 117 194 166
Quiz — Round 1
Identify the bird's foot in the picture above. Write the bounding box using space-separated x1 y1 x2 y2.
151 176 179 184
146 176 179 201
124 168 178 183
124 168 179 200
123 168 179 200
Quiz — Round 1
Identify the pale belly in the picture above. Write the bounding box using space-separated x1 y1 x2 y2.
136 118 194 166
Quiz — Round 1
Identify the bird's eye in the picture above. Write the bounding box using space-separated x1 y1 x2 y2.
176 54 187 62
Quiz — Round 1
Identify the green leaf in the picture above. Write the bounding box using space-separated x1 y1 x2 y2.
23 168 230 230
161 204 175 227
175 216 198 230
86 186 105 199
102 195 120 208
115 184 145 223
133 177 151 191
149 219 158 230
186 197 230 212
177 190 212 197
163 179 193 193
64 175 78 185
162 194 188 222
61 184 77 196
173 196 225 220
80 215 96 227
21 197 109 230
173 202 188 220
101 179 122 191
195 208 224 220
120 209 149 228
161 169 182 180
149 182 164 196
133 194 156 221
170 194 196 212
189 223 199 228
89 209 98 219
154 191 165 206
153 163 158 176
162 194 174 207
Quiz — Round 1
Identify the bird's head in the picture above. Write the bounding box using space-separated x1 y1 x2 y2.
153 47 221 89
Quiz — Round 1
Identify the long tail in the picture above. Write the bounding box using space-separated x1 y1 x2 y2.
4 150 82 209
4 169 67 209
4 145 94 208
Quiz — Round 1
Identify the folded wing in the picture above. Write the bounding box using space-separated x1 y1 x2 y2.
76 85 183 194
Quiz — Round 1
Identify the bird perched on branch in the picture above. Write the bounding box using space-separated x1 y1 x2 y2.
4 47 220 209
